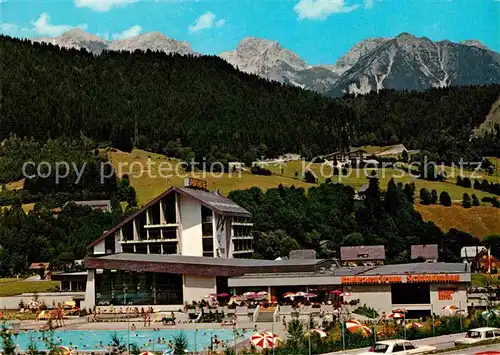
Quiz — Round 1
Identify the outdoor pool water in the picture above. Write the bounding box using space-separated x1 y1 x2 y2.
1 329 247 352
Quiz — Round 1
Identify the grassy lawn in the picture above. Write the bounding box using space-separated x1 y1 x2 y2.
416 204 500 239
108 149 313 205
105 149 500 237
471 273 500 287
2 148 498 238
0 278 60 297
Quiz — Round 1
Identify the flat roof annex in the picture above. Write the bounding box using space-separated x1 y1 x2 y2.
84 253 327 278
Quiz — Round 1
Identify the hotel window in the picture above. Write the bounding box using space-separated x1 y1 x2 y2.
163 194 176 223
105 236 115 254
391 283 430 304
149 204 161 225
201 207 213 237
203 237 214 257
138 213 147 240
148 228 161 240
149 244 161 254
135 244 147 254
122 244 134 253
122 221 134 241
161 227 177 240
162 242 177 255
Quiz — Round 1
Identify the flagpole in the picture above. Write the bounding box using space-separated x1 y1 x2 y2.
403 309 406 340
341 318 345 351
459 301 463 331
431 303 435 337
308 315 311 355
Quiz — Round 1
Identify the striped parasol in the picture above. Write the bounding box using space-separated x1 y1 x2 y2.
283 292 296 298
345 320 372 336
405 322 424 329
388 312 405 319
309 329 327 338
250 331 281 349
139 352 156 355
329 290 343 295
340 292 352 297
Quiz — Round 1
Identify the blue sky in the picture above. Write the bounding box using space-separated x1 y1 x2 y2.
0 0 498 64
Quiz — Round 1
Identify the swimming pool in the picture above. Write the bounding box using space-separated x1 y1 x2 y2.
0 329 247 352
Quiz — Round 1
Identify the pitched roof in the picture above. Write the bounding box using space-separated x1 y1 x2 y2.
87 186 251 247
411 244 439 260
340 245 386 261
460 246 487 258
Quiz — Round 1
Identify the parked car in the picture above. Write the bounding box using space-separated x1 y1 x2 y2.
454 327 500 345
357 340 436 354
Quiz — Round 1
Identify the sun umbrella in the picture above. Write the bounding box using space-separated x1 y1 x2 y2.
329 290 343 295
243 291 257 297
340 292 352 297
405 322 423 329
442 305 459 314
388 312 405 319
283 292 296 298
59 346 74 355
345 320 372 336
140 352 155 355
392 308 406 313
250 332 280 349
305 293 318 298
218 292 230 298
295 291 308 297
309 329 327 338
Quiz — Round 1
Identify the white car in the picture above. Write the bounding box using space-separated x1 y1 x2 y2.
454 327 500 345
357 340 436 354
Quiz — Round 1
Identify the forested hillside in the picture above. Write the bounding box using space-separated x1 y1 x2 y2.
228 178 484 263
0 35 348 164
1 35 499 165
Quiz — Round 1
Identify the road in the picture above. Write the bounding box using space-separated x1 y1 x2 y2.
322 332 468 354
445 343 500 354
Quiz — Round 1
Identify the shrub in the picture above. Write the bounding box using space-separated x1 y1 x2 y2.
439 191 452 206
251 166 272 176
462 193 472 208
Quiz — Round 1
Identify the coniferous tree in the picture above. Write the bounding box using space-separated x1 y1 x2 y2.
472 194 480 206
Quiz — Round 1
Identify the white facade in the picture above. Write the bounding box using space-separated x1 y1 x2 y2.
91 187 253 259
183 275 217 303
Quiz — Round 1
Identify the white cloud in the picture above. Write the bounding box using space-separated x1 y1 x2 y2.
32 12 87 37
294 0 360 20
188 11 225 33
112 25 142 40
74 0 138 12
1 13 86 38
0 23 18 36
364 0 374 9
